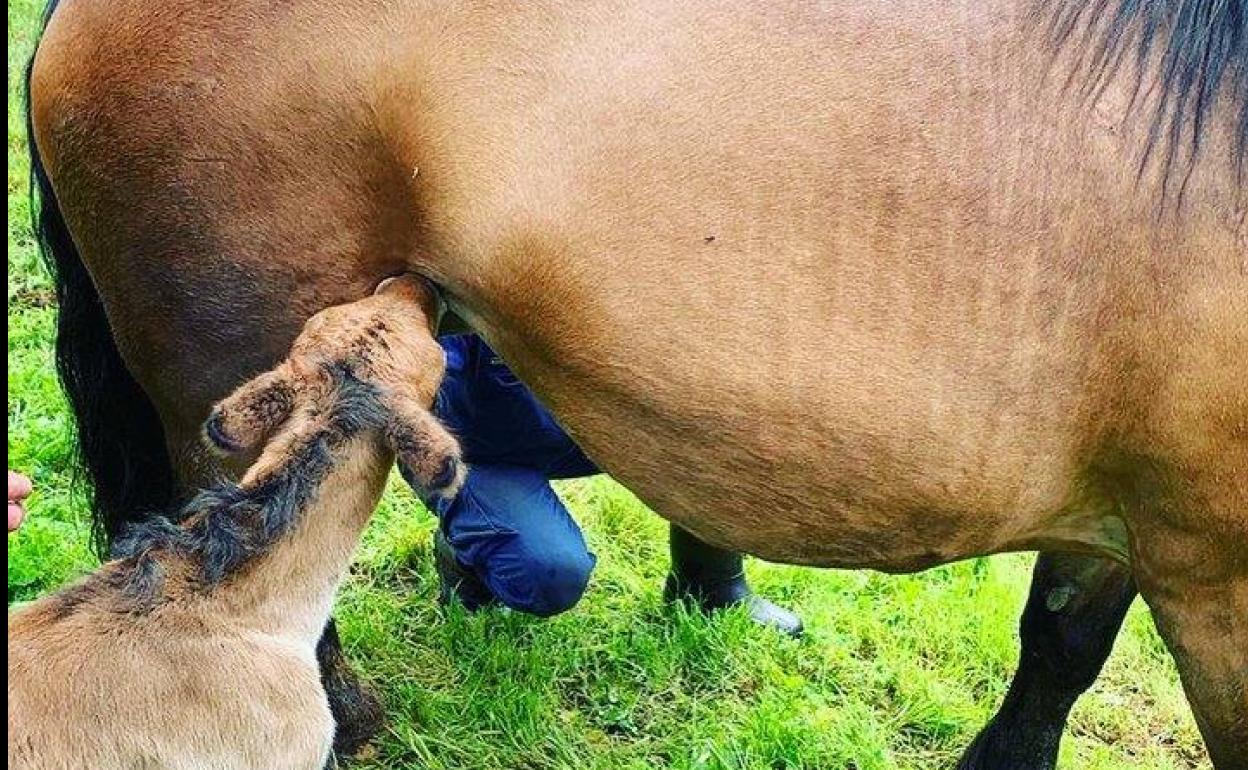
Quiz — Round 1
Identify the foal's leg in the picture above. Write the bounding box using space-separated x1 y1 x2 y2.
958 552 1136 770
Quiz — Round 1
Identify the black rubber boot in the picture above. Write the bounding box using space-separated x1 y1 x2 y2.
663 524 803 637
433 530 498 611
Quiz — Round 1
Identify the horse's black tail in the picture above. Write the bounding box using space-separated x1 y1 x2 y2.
25 0 177 557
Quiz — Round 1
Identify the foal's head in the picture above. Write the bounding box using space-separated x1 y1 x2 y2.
105 276 464 601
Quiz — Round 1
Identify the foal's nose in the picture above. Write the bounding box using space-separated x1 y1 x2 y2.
374 273 447 331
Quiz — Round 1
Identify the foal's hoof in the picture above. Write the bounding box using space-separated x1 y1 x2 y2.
324 665 386 760
330 685 385 762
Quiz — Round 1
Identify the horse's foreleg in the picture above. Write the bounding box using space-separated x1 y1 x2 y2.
1135 522 1248 770
1144 576 1247 769
958 552 1136 770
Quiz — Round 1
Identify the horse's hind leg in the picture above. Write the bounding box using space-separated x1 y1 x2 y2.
958 552 1136 770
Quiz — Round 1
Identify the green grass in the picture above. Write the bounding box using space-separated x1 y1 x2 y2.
6 4 1209 768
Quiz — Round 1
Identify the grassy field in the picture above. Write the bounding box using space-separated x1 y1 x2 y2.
6 3 1210 768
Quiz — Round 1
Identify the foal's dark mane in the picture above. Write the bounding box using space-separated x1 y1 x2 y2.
1042 0 1247 193
53 375 388 617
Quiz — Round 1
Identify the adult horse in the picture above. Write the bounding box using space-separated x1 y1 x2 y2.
25 0 1245 767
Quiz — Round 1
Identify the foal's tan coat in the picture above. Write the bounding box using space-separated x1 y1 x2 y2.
8 279 457 770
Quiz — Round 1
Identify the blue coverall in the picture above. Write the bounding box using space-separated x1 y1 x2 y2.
429 335 598 616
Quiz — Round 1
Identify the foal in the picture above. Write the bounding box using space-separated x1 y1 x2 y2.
8 276 461 770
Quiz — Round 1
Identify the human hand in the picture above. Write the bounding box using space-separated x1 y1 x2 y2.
8 471 32 532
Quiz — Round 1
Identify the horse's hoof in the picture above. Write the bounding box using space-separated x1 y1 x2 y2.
956 717 1061 770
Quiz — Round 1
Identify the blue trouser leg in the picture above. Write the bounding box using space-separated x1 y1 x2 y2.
432 463 597 617
430 335 800 632
431 334 599 616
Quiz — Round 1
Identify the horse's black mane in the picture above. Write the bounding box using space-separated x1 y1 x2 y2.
58 374 390 614
1043 0 1247 192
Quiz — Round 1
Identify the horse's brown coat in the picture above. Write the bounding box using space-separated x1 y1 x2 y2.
27 0 1247 765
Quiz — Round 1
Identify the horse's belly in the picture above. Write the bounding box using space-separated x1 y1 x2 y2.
476 291 1116 571
448 157 1123 569
597 406 1096 570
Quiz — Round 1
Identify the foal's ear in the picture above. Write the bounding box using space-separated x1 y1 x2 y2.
204 365 300 455
385 394 465 501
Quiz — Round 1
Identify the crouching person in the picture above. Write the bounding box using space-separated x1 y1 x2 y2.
427 333 803 635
